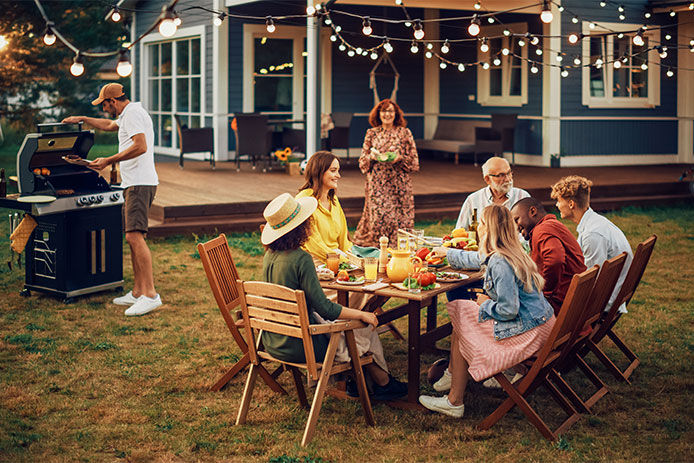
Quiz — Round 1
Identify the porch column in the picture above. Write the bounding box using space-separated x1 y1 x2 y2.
678 11 694 163
306 3 321 158
213 0 229 162
542 0 561 167
423 9 439 139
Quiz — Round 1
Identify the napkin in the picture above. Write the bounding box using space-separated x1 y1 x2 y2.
350 245 380 259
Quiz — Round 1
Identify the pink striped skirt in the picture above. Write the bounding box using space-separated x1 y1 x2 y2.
447 299 556 382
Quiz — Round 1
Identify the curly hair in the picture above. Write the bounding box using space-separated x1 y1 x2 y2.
368 98 407 128
550 176 593 209
299 151 338 204
267 218 312 252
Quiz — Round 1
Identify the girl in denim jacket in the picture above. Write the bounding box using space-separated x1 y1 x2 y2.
419 205 555 418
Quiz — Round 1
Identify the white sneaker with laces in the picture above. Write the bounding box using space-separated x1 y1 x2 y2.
418 395 465 418
113 291 138 306
433 368 452 392
124 294 162 316
482 372 523 389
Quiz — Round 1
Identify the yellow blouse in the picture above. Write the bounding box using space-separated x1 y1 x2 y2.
296 188 352 262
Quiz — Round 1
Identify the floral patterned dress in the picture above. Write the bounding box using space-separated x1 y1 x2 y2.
353 126 420 246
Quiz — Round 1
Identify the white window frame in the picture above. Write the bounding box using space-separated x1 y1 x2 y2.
242 24 332 120
141 25 206 154
477 22 528 107
581 21 660 108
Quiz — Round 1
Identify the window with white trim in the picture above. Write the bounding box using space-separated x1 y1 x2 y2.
477 23 528 107
581 22 660 108
146 35 203 150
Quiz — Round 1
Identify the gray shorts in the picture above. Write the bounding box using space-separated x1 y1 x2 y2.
123 185 157 233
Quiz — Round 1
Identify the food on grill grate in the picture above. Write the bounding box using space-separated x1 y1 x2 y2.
56 189 75 196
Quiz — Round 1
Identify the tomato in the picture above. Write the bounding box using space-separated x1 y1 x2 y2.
337 270 349 281
416 271 436 287
415 247 430 260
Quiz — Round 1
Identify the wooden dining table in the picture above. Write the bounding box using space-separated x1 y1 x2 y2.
320 267 483 407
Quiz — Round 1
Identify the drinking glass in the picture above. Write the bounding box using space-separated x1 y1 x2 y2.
326 252 340 274
363 257 378 282
397 230 409 251
407 268 421 294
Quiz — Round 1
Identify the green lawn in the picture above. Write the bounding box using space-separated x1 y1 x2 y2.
1 143 693 461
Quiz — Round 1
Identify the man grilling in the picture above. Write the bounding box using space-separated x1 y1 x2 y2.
62 83 161 316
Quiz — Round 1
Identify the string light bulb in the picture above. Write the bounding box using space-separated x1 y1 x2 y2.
306 5 316 15
213 13 226 27
338 43 346 51
474 1 481 10
440 62 447 69
116 49 132 77
330 34 337 42
70 52 84 77
561 67 569 78
690 2 694 10
574 56 581 65
159 7 177 37
43 24 56 46
347 49 355 57
669 10 676 17
632 30 644 46
503 28 511 36
556 54 563 62
266 17 276 33
488 17 495 23
425 51 433 59
413 20 424 40
540 0 553 24
410 41 419 54
568 33 580 44
458 63 465 72
617 33 624 38
619 13 625 20
531 64 539 73
468 15 481 37
111 6 121 23
480 38 489 53
482 62 490 70
600 1 606 6
589 22 596 29
395 0 402 4
383 39 393 53
370 51 378 60
501 47 509 56
572 16 579 24
173 13 181 27
618 5 624 12
658 46 667 59
362 17 372 36
640 62 648 70
493 57 501 66
667 68 674 77
613 59 622 69
644 11 651 19
536 48 543 56
441 39 450 54
518 37 526 47
665 34 671 40
531 35 540 46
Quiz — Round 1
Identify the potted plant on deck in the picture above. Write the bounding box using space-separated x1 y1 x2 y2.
273 148 304 175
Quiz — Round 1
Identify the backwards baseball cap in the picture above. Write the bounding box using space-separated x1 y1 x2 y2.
91 83 125 106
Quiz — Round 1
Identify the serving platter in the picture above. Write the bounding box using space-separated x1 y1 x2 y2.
334 277 365 286
434 272 470 283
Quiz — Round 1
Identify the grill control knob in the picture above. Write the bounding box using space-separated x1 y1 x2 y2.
88 196 97 205
96 195 104 203
110 193 121 202
75 198 83 207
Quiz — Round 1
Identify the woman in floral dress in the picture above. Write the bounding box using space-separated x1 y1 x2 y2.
353 99 419 246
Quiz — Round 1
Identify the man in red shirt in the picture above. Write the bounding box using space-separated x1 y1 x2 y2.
511 197 586 313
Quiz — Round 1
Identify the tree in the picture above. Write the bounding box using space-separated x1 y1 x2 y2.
0 1 129 134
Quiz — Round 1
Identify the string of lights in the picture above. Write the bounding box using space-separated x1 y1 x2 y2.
32 0 694 79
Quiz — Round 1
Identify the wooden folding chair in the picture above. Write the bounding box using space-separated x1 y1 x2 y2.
550 253 628 413
478 266 600 441
197 234 286 393
585 235 657 383
235 280 375 447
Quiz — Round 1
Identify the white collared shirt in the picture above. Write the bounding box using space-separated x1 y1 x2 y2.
116 102 158 189
455 186 530 229
577 208 633 313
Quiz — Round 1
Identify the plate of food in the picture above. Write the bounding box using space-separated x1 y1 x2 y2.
391 280 441 291
434 272 470 283
335 275 365 286
62 155 93 167
317 262 359 272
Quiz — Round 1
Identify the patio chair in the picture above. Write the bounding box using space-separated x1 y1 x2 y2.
174 114 215 169
474 113 517 166
584 235 657 383
550 253 628 413
233 113 273 172
197 234 286 394
235 280 375 447
478 265 599 441
328 112 353 160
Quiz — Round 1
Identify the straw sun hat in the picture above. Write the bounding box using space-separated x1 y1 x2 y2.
261 193 317 245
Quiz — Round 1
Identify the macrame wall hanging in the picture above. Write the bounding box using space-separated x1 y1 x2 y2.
369 51 400 105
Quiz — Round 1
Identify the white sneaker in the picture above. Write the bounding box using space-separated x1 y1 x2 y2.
419 395 465 418
433 368 452 392
124 294 162 316
482 372 523 389
113 291 138 306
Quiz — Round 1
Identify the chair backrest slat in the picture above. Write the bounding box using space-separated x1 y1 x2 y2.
249 318 304 338
248 306 301 327
246 294 301 314
583 253 628 331
550 265 600 352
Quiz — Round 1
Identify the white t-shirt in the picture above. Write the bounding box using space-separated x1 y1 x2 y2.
116 102 158 189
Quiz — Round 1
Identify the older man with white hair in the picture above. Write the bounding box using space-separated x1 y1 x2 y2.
455 157 529 230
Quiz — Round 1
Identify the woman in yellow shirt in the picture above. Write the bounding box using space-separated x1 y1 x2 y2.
296 151 352 262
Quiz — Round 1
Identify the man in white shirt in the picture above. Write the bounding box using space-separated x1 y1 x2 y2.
63 83 161 316
455 157 530 229
551 176 633 313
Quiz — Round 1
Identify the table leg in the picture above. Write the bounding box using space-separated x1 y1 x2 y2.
337 290 348 307
426 295 438 333
407 300 421 403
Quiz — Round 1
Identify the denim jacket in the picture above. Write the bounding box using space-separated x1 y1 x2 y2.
446 249 554 340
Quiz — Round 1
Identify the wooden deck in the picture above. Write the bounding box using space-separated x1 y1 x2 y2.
148 157 692 237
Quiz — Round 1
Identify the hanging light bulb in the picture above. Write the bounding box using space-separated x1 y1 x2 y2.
488 17 495 23
474 1 481 10
173 12 181 27
503 28 511 36
632 30 644 46
413 20 425 40
43 23 56 46
395 0 402 5
540 0 553 24
613 59 622 68
640 62 648 70
441 39 450 54
480 38 489 53
213 13 226 27
159 7 177 37
111 6 122 23
427 42 434 50
658 46 667 59
502 47 509 56
383 38 393 53
556 54 563 62
669 10 676 17
644 11 651 19
324 17 331 25
518 37 526 47
536 48 543 56
425 51 433 59
338 43 346 51
440 61 447 69
370 51 378 60
458 63 465 72
619 13 626 20
558 6 564 12
622 55 628 63
574 56 581 65
362 50 368 56
116 49 132 77
493 57 501 66
531 64 539 73
306 5 316 15
665 34 671 40
666 68 674 77
355 47 363 55
70 52 84 77
600 1 606 6
595 58 603 66
617 33 624 38
362 17 372 36
347 49 355 57
330 34 337 42
404 21 411 27
266 17 276 33
690 2 694 9
410 41 419 54
482 62 490 70
531 35 540 45
618 5 625 12
568 33 580 44
561 68 569 77
468 15 481 37
589 22 596 29
572 16 579 24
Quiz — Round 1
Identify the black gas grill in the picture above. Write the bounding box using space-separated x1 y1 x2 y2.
0 123 124 302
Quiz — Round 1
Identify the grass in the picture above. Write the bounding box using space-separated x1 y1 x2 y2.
1 143 693 461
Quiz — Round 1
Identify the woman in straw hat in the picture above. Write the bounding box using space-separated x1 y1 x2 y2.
261 193 407 401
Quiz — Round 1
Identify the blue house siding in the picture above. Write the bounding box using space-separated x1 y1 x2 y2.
560 120 677 155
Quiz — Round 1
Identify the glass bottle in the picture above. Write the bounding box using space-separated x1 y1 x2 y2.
109 164 118 185
0 168 6 198
469 208 478 241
